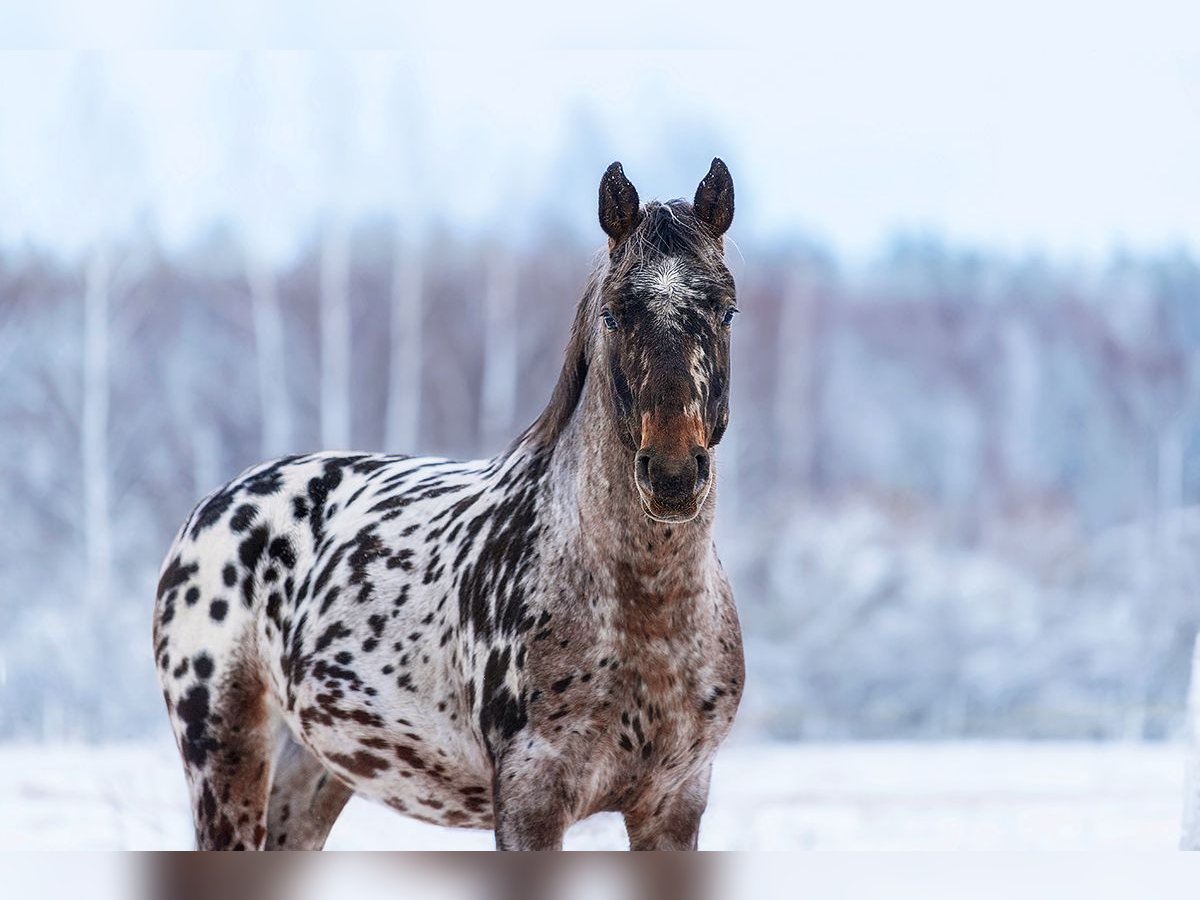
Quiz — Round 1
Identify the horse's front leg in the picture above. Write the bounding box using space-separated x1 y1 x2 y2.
492 746 571 850
624 763 712 851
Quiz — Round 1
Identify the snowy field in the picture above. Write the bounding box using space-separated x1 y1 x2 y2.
0 738 1186 850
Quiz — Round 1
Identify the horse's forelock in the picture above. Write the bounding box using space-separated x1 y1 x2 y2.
610 201 722 278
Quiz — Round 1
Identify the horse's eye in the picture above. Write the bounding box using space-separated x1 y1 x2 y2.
722 307 739 326
601 310 619 331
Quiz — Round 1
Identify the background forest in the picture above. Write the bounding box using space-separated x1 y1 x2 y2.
1 43 1198 743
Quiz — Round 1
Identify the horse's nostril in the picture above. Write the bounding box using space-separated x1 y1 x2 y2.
695 450 710 488
635 451 652 491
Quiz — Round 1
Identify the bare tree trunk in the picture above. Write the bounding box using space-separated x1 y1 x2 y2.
184 358 221 497
1181 631 1200 849
1001 317 1038 483
774 268 819 498
320 222 352 450
386 231 423 452
479 245 518 453
82 245 111 611
1157 421 1184 525
247 253 291 459
190 420 221 500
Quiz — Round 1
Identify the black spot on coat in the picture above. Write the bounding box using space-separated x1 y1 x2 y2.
157 556 198 601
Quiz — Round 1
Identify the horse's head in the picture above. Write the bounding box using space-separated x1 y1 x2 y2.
594 159 736 523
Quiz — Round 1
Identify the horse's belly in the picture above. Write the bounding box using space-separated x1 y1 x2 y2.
285 706 495 829
279 662 496 830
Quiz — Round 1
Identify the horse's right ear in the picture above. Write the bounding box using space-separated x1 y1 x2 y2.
693 157 734 238
598 161 641 250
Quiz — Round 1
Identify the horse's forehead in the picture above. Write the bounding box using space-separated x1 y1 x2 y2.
632 256 703 298
626 256 709 329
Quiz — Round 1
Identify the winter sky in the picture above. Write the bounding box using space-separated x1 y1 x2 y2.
0 1 1197 261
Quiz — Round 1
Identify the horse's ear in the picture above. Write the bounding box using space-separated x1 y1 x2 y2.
693 158 735 238
598 161 641 249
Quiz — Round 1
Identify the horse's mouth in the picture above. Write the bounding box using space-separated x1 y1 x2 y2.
637 490 705 524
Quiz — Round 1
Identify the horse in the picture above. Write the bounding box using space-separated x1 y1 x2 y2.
152 158 744 850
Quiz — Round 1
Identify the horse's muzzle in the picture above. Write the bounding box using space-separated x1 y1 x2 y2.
634 446 710 522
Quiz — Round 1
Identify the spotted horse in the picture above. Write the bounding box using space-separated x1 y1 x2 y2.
153 159 745 850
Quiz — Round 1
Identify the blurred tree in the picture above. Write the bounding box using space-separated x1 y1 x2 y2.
230 56 293 459
385 71 426 453
480 240 519 453
312 59 355 450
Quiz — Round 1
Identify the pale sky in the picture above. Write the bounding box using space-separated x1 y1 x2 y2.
0 1 1197 261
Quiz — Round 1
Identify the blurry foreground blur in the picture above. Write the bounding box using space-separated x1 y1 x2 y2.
5 847 1200 900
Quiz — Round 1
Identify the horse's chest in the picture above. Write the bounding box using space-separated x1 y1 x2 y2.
569 632 740 812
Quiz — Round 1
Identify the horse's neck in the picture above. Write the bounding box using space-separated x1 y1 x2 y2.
538 376 716 594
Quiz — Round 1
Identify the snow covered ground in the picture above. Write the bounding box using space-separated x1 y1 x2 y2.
0 739 1186 850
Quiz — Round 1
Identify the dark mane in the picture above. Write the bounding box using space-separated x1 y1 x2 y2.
517 201 721 453
515 266 601 452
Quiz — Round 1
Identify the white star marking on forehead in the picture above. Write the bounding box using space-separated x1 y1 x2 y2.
632 257 703 329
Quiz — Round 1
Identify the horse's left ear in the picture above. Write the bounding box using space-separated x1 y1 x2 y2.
693 158 735 238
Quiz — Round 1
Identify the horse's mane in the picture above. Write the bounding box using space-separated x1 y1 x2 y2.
514 262 602 453
516 201 717 453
